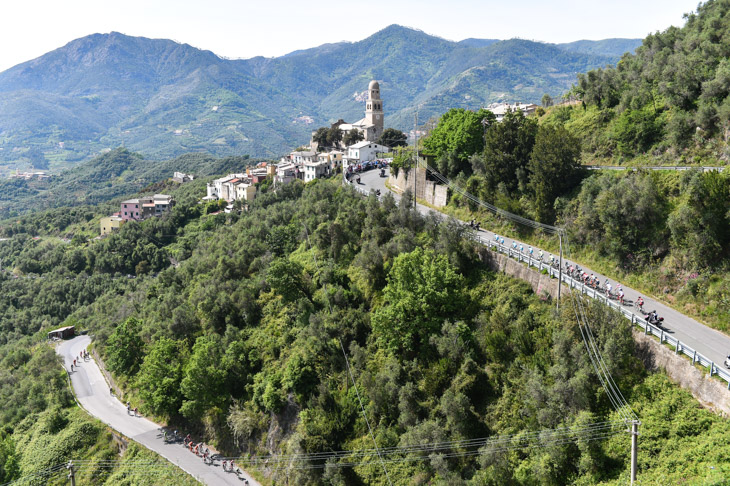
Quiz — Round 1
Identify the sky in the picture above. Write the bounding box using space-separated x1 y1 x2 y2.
0 0 700 72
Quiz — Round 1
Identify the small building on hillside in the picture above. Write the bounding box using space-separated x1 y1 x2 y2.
304 160 331 182
235 180 257 201
100 215 125 236
488 102 539 122
290 151 317 165
276 162 299 184
172 172 194 183
48 325 75 340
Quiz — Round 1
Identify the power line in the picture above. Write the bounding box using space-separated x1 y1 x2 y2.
301 223 393 486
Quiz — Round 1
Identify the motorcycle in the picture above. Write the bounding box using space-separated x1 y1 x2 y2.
644 310 664 327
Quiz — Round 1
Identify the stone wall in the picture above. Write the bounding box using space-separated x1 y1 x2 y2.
389 167 448 209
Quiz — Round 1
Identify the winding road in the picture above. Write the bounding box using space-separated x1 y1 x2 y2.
56 336 259 486
358 167 730 368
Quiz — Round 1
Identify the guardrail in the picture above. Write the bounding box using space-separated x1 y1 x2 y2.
348 182 730 388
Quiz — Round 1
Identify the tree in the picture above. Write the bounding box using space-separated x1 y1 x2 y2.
343 128 364 146
180 335 229 419
372 247 466 355
541 94 554 108
528 124 583 222
137 337 186 417
105 317 144 376
326 126 343 147
377 128 407 148
26 146 49 171
267 257 313 303
312 127 329 151
476 108 538 197
422 108 495 178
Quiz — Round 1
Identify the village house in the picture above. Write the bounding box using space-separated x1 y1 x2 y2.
100 214 125 236
120 194 174 221
276 162 300 184
206 173 259 203
304 159 331 182
172 171 194 183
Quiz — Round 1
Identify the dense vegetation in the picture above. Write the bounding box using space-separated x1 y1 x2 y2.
547 0 730 164
0 166 724 484
0 27 636 168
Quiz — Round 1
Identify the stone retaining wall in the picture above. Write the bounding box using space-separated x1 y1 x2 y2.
389 167 448 208
633 330 730 416
477 247 565 301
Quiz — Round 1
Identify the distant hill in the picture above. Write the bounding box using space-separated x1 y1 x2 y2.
0 148 253 219
556 38 642 57
0 26 630 168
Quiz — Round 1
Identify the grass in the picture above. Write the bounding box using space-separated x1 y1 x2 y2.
12 407 198 486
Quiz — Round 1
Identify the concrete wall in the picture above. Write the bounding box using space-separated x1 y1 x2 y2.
478 245 730 415
92 347 123 399
389 167 449 208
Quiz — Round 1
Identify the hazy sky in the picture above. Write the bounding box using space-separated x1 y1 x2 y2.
1 0 699 72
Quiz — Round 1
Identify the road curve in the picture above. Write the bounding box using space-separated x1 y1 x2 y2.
56 336 259 486
358 168 730 367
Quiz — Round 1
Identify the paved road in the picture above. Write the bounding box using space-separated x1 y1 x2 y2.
56 336 259 486
585 165 725 172
358 168 730 367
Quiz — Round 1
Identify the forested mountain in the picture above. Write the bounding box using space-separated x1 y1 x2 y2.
0 26 634 169
550 0 730 163
0 176 727 484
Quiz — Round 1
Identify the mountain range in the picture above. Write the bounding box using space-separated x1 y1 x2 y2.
0 25 641 169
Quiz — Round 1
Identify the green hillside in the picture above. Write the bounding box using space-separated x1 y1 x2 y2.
0 148 255 220
0 178 727 484
546 0 730 164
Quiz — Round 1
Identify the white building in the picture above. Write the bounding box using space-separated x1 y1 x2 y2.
276 162 300 184
304 160 331 182
345 141 389 166
206 173 255 202
290 151 317 164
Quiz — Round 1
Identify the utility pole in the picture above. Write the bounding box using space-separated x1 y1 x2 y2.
67 460 76 486
414 109 418 209
557 231 563 311
630 421 639 485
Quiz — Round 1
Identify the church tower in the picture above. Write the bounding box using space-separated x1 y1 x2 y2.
365 80 384 140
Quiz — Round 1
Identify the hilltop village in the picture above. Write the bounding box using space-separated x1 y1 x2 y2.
97 80 543 235
98 80 397 235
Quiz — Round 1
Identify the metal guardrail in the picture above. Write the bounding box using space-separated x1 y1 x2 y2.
474 235 730 389
349 182 730 388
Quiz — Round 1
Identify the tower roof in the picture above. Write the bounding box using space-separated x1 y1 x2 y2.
368 79 380 90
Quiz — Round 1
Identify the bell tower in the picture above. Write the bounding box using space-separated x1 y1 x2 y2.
365 79 384 140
